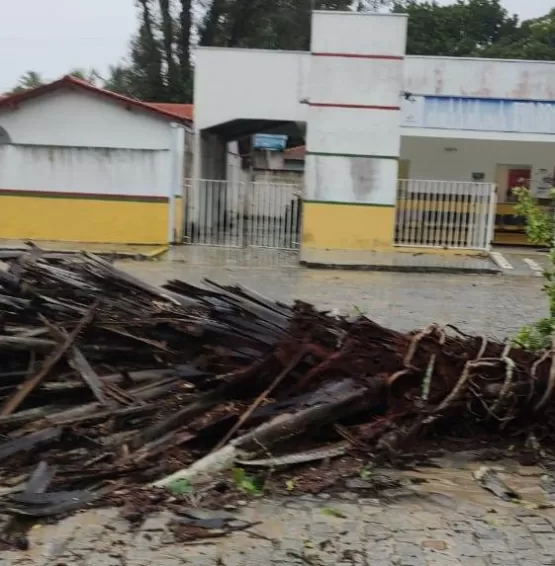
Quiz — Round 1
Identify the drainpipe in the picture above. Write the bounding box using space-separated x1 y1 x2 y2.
168 122 184 244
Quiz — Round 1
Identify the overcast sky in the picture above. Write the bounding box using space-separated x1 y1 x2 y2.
0 0 552 92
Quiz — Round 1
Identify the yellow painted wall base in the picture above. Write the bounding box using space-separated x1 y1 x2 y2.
0 193 169 245
302 201 395 250
493 202 534 246
173 195 184 242
493 231 536 246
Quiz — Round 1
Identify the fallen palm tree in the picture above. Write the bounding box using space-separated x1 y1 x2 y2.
0 248 553 523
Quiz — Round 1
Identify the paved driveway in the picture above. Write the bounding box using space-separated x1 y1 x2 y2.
9 463 555 566
123 256 546 339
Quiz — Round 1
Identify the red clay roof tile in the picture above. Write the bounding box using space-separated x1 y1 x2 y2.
0 75 192 124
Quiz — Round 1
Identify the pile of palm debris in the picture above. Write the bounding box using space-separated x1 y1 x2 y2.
0 250 554 522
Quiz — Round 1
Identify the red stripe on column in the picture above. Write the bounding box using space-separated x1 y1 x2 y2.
308 102 400 111
312 52 404 60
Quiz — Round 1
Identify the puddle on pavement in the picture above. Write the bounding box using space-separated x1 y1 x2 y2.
397 455 549 509
163 246 300 268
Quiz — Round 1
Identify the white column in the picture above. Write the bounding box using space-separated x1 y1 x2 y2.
305 11 408 206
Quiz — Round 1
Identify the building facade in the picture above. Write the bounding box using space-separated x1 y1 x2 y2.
0 76 191 245
192 10 555 251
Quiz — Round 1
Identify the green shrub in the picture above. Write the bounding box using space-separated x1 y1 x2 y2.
512 187 555 350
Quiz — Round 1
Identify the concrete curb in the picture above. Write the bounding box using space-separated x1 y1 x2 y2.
299 261 501 275
0 246 169 262
141 245 170 260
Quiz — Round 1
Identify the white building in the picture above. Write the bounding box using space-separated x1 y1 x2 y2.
190 10 555 252
0 75 191 245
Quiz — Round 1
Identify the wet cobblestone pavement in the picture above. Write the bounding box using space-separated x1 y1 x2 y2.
10 464 555 566
122 255 545 339
4 252 553 565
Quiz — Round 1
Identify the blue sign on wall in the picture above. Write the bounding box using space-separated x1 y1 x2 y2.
402 96 555 135
253 134 288 151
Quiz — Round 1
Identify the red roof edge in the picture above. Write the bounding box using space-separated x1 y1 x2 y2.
146 103 194 122
0 75 192 124
284 145 306 160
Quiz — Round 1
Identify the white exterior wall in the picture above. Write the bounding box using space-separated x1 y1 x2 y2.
307 106 401 157
194 48 310 131
193 48 555 140
305 156 399 204
310 58 404 107
305 12 407 205
311 11 408 56
227 141 249 184
404 57 555 99
0 145 172 198
0 89 174 150
403 58 555 141
402 97 555 141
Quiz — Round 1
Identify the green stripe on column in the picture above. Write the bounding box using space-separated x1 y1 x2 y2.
304 200 395 207
306 151 399 160
0 188 168 203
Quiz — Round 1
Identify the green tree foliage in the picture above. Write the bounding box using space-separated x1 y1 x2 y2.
513 187 555 350
198 0 354 51
7 1 555 101
8 68 101 95
9 71 45 94
178 0 193 100
159 0 180 99
480 9 555 60
391 0 555 60
102 65 139 97
67 68 103 85
127 0 168 101
103 0 194 102
391 0 520 56
197 0 555 59
109 0 553 102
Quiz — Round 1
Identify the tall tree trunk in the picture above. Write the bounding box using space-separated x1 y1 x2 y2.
137 0 166 100
199 0 227 46
179 0 193 101
228 0 264 47
159 0 180 99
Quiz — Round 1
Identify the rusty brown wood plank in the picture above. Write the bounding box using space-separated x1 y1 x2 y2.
213 349 306 451
39 314 110 408
0 301 98 417
68 347 110 407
